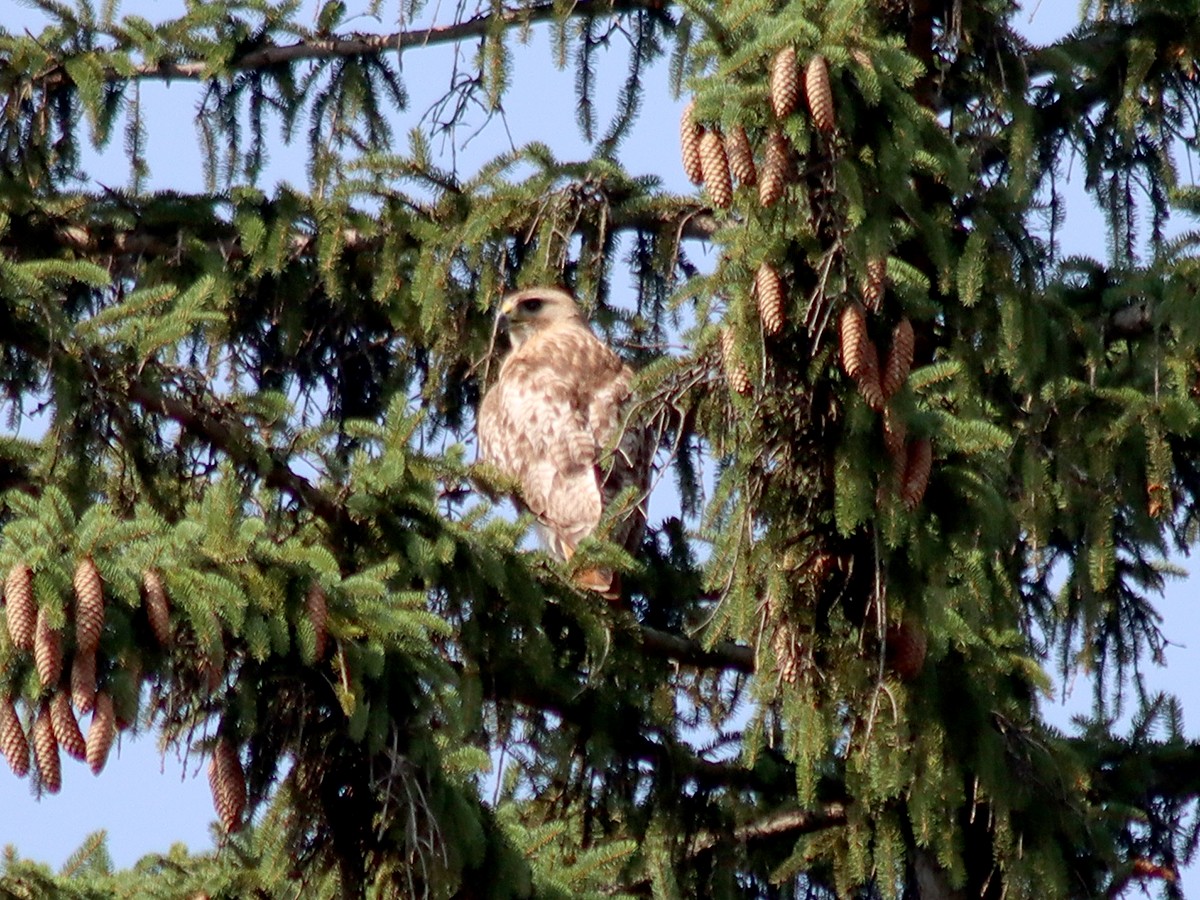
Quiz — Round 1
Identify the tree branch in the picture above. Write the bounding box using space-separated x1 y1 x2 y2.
49 1 672 84
637 624 755 674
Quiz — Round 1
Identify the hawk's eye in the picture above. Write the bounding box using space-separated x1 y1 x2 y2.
520 299 544 313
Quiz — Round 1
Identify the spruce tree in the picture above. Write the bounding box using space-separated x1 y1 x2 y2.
0 0 1198 897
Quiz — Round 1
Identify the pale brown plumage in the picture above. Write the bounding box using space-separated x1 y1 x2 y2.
477 287 650 597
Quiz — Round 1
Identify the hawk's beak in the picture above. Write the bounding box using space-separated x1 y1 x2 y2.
497 297 518 333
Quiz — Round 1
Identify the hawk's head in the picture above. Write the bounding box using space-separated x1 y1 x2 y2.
498 287 583 349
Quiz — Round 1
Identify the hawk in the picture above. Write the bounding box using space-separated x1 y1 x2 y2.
477 287 650 598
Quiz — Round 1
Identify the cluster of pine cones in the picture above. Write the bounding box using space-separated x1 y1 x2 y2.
680 48 835 210
0 558 331 835
839 300 931 509
0 560 124 792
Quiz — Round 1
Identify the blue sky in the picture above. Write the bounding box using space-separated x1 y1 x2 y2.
1 0 1197 893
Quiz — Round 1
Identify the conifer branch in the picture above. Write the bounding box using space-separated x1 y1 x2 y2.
40 203 715 260
42 1 674 86
637 625 755 673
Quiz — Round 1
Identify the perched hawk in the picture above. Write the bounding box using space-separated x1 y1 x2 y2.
477 287 650 597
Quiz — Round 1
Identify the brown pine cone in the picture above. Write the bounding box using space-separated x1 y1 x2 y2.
306 581 329 662
86 692 116 775
699 130 733 209
73 558 104 655
805 55 836 133
720 328 752 395
755 263 786 337
901 438 933 510
885 620 928 681
862 257 888 312
759 130 792 207
209 737 247 834
769 46 799 119
5 563 35 652
680 99 704 185
71 652 97 714
50 691 87 761
856 339 886 412
724 126 756 186
33 702 61 793
142 569 172 647
882 406 908 461
34 606 63 689
882 318 914 400
0 695 29 778
839 303 869 381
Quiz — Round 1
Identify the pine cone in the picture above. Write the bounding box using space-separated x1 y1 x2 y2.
901 438 933 510
720 328 752 395
759 130 792 207
307 580 329 662
142 569 171 646
5 563 35 652
699 130 733 209
862 257 888 312
50 691 87 761
33 702 61 793
856 340 885 412
680 99 704 185
34 606 63 689
86 691 116 775
724 126 756 186
71 652 97 714
0 695 29 778
209 737 247 833
882 406 908 460
769 46 799 119
839 303 869 381
73 557 104 655
755 263 786 336
805 55 836 133
885 620 928 681
882 317 914 400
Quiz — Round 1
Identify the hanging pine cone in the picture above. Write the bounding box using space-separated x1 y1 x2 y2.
680 99 704 185
142 569 172 646
856 340 885 412
698 130 733 209
839 303 869 381
882 317 915 400
755 263 786 336
5 562 35 652
759 130 791 207
35 606 63 689
885 620 928 681
724 126 756 186
86 691 115 775
307 580 329 662
73 557 104 655
882 406 908 461
901 438 933 510
0 695 29 778
805 55 836 133
862 257 888 311
71 652 97 714
209 737 247 834
50 691 87 761
33 702 61 793
769 46 799 118
720 328 752 395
